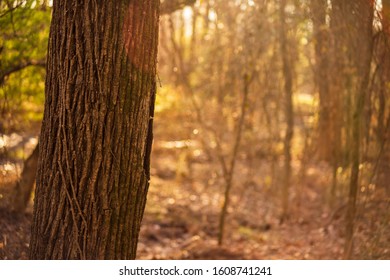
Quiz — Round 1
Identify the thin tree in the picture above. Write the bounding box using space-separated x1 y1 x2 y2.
310 0 331 162
279 0 295 222
218 73 253 245
311 0 341 206
29 0 160 259
342 0 373 259
12 143 39 213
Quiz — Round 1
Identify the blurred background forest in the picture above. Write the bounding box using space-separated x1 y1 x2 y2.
0 0 389 259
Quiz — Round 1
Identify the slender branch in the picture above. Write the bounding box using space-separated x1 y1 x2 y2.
0 60 46 85
218 73 253 245
160 0 196 15
0 1 23 18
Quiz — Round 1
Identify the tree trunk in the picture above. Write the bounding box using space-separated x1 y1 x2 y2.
12 143 39 213
326 0 346 204
311 0 340 206
279 0 294 222
376 1 390 192
343 0 373 259
29 0 160 260
218 73 251 245
310 0 331 162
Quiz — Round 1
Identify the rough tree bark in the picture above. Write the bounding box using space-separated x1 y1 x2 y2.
29 0 160 259
10 0 194 215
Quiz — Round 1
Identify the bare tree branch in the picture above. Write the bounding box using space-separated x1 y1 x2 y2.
161 0 196 15
0 60 46 85
0 0 23 18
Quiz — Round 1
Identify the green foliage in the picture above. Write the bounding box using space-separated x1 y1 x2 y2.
0 1 51 131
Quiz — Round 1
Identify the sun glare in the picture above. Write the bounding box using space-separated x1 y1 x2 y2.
208 9 217 22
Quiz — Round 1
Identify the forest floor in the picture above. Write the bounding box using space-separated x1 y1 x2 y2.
137 142 390 260
0 123 389 260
